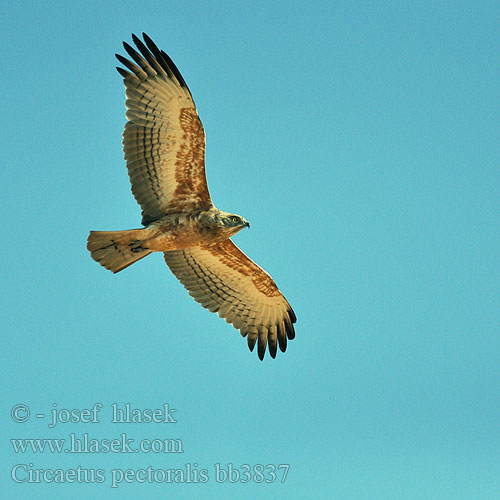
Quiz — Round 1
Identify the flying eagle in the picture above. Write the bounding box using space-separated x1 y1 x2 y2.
87 33 296 360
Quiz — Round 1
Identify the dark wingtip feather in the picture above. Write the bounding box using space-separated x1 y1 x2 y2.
116 53 128 64
258 335 266 361
136 33 193 97
132 34 152 64
131 33 141 45
115 53 140 75
122 41 142 64
160 49 189 89
285 319 295 340
116 66 130 78
247 334 257 352
142 32 159 52
277 323 287 352
268 337 277 359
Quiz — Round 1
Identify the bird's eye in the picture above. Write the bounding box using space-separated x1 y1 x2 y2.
232 216 239 223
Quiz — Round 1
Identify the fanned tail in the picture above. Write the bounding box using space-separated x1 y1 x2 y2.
87 229 152 273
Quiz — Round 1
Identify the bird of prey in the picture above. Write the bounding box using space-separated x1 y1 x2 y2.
87 33 296 360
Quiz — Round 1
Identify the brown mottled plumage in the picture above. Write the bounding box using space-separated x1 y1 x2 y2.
87 33 296 360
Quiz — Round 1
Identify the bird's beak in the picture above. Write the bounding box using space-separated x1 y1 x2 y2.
245 221 250 228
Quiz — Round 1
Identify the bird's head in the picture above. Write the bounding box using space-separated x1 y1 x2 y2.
215 210 250 236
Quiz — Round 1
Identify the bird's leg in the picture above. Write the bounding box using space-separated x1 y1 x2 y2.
128 241 148 253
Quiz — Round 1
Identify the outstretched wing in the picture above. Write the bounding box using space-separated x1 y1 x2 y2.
116 33 212 225
164 240 296 360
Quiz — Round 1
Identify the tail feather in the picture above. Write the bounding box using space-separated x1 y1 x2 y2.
87 229 152 273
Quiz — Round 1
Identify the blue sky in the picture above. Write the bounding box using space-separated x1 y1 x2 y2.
2 1 499 498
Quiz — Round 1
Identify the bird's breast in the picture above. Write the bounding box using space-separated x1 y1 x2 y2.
143 215 228 251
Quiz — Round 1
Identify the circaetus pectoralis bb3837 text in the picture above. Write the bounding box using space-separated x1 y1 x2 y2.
87 33 296 360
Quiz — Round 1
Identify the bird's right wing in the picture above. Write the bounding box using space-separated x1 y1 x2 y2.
116 33 212 225
164 239 296 360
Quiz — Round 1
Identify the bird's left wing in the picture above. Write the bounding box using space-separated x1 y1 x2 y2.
164 240 296 360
